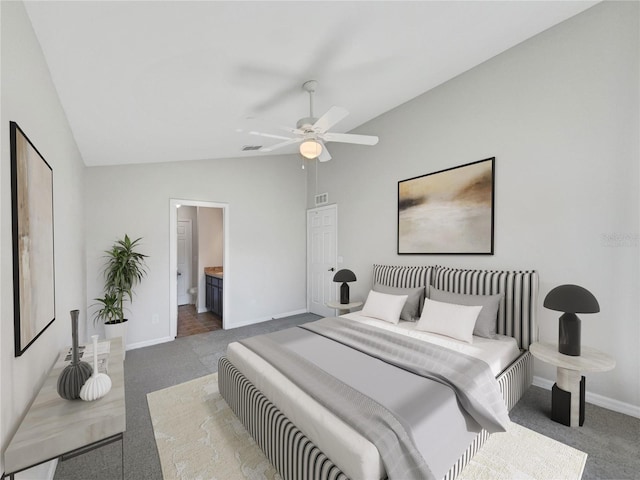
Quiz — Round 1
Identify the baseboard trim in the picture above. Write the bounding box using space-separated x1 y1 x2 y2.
126 336 174 351
226 309 309 329
532 376 640 419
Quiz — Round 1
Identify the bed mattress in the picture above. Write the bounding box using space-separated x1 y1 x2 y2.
226 313 521 480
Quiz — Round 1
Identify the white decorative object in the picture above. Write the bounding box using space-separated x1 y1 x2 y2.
104 320 127 359
80 335 112 401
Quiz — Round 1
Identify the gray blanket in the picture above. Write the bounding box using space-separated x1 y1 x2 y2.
301 317 510 433
239 317 510 480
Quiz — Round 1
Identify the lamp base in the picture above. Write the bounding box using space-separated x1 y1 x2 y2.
340 283 350 304
559 312 581 356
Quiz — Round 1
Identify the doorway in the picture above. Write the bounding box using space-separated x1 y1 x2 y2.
170 199 229 338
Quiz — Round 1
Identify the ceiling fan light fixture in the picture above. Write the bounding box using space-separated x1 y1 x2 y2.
299 139 323 159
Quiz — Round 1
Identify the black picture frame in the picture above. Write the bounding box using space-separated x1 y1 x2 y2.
398 157 495 255
10 122 56 356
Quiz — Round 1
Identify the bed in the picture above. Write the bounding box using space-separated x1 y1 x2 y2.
219 265 539 480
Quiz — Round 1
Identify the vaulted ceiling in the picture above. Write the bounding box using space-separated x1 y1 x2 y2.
24 1 598 166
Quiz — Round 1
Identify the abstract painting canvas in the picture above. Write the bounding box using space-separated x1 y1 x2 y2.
398 157 494 254
10 122 56 356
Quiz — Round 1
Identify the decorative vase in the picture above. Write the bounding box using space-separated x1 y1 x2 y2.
57 310 93 400
80 335 112 401
104 319 128 360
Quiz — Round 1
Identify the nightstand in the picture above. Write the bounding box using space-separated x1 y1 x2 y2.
326 300 363 316
530 341 615 427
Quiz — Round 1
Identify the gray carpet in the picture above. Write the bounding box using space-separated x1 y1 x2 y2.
53 313 639 480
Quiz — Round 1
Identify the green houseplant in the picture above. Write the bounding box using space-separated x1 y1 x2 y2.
93 235 148 352
92 292 122 324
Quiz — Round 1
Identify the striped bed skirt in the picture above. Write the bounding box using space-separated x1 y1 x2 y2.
218 351 533 480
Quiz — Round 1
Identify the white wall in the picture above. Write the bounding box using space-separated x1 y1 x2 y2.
197 207 223 313
308 2 639 412
201 207 224 268
85 155 307 347
1 1 86 475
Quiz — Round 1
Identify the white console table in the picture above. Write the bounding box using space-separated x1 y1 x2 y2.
4 337 126 478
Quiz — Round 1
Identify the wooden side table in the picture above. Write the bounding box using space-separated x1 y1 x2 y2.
4 338 126 478
326 300 363 316
530 341 615 427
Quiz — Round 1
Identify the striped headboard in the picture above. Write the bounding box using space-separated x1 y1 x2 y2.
372 264 433 289
372 264 539 349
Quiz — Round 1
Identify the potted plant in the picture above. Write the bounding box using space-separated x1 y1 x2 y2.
93 234 148 354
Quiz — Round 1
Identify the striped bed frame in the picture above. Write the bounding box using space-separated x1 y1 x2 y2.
219 265 539 480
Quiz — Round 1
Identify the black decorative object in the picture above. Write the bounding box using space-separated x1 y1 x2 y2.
57 310 92 400
552 376 586 426
333 269 356 304
544 284 600 356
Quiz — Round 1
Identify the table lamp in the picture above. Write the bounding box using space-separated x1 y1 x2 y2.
543 284 600 356
333 269 356 304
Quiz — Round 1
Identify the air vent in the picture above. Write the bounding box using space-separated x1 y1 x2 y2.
242 145 262 151
315 193 329 206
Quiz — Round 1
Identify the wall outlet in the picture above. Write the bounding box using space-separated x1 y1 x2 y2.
151 313 159 324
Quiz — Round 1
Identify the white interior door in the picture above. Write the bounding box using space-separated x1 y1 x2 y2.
307 205 337 317
177 219 192 306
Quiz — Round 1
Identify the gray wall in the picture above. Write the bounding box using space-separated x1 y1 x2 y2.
307 2 639 411
84 155 307 347
1 2 87 475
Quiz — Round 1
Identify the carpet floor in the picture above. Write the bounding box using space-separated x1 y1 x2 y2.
147 373 587 480
52 313 639 480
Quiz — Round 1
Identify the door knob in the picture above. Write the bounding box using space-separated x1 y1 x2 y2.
328 267 335 272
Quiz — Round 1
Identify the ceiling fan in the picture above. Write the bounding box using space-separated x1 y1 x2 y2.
249 80 379 162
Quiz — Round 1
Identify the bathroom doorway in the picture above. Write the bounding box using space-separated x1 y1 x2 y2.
169 199 228 338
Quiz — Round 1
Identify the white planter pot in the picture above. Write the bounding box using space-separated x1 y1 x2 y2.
104 319 128 359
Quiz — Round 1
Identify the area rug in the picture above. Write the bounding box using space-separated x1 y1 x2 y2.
147 373 587 480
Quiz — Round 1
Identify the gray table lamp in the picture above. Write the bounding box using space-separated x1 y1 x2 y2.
543 284 600 356
333 269 356 304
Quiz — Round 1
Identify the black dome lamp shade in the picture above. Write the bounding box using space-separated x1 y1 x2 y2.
333 269 357 304
544 284 600 356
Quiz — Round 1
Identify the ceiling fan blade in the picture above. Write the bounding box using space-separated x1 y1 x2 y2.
253 83 301 113
317 141 332 162
322 132 379 146
260 137 302 152
313 106 349 133
249 131 294 141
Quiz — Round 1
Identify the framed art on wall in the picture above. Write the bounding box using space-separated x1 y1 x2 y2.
398 157 495 255
10 121 56 356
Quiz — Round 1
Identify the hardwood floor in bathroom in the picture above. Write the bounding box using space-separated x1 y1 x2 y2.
177 304 222 337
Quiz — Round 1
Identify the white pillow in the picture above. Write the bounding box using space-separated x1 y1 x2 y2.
361 290 408 325
415 297 482 343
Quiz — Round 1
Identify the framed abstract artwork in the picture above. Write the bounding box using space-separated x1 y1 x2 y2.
10 122 56 356
398 157 495 255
